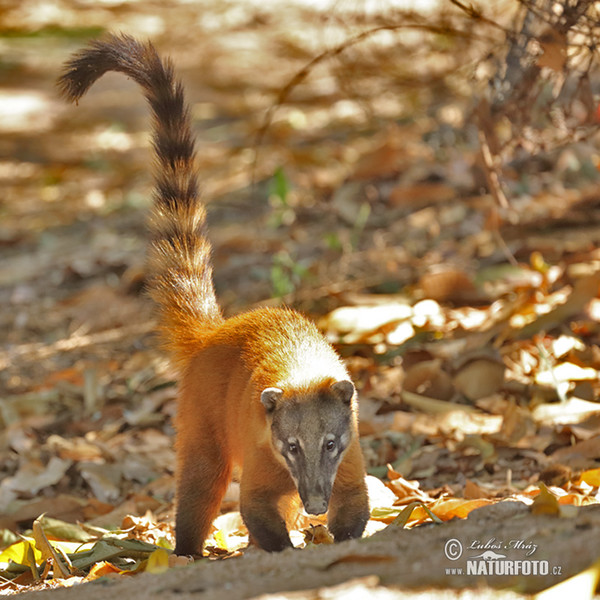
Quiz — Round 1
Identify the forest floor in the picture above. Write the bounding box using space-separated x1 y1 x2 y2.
1 0 600 597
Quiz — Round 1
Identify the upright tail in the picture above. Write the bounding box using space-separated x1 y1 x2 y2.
58 33 223 359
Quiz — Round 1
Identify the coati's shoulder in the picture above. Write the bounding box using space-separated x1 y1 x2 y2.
213 307 350 389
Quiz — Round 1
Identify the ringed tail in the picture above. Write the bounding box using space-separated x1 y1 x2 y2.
57 33 222 359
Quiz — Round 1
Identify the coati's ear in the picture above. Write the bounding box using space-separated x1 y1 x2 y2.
330 380 355 405
261 387 283 413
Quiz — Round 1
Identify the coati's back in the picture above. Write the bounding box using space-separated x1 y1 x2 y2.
59 34 369 556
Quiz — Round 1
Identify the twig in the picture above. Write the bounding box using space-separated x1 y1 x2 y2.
477 99 519 267
251 20 496 184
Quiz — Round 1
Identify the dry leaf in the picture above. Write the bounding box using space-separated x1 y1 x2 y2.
351 128 407 180
303 524 334 546
538 464 572 488
535 362 599 385
426 497 494 520
32 517 71 579
5 457 73 495
403 360 454 401
78 462 122 503
85 561 125 581
551 435 600 465
536 556 600 600
145 548 170 574
536 28 568 72
579 468 600 487
389 182 455 208
530 483 560 516
419 269 476 303
453 358 505 401
464 479 492 499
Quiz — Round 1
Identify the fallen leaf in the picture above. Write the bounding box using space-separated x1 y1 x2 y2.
303 524 334 546
538 464 572 488
536 28 568 72
145 548 169 574
390 501 423 528
401 390 474 414
403 360 455 401
32 517 71 579
419 268 476 303
5 457 73 496
85 561 125 581
580 468 600 487
389 181 455 207
551 435 600 465
535 362 599 385
464 479 493 499
533 398 600 425
78 462 122 503
0 539 42 567
514 272 600 340
530 483 560 516
453 358 505 401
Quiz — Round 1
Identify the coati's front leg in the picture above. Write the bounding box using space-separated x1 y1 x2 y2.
327 437 370 542
174 444 232 556
240 449 296 552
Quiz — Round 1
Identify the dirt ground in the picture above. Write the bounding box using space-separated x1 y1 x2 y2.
12 502 600 599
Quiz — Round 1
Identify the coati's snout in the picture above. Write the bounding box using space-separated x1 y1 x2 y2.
261 380 355 516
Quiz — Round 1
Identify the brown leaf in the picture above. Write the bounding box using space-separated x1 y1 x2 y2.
403 360 455 402
389 182 455 208
453 358 505 401
497 401 534 445
551 435 600 467
418 268 476 303
32 517 71 579
6 456 73 495
351 128 407 180
427 497 496 520
464 479 492 499
0 494 88 531
513 273 600 340
579 468 600 487
536 28 568 72
303 524 333 546
538 464 572 488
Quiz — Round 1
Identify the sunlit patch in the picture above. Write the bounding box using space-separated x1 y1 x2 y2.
587 298 600 322
0 91 54 132
95 127 134 152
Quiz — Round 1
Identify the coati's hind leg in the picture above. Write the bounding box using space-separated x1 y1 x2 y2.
327 438 370 542
240 449 296 552
174 444 232 556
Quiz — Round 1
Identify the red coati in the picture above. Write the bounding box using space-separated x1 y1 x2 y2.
58 34 370 555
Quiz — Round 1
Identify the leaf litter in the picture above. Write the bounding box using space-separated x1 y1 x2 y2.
1 0 600 596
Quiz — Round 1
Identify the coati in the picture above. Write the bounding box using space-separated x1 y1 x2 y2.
58 33 370 555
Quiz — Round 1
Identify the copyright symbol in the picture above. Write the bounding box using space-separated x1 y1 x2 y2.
444 538 462 560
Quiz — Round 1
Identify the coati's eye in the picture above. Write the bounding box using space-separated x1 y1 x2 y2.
288 441 298 454
325 439 336 452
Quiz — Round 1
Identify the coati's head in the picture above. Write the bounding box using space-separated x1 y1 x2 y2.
261 379 355 516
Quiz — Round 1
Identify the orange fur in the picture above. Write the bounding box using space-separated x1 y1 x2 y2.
59 34 369 556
